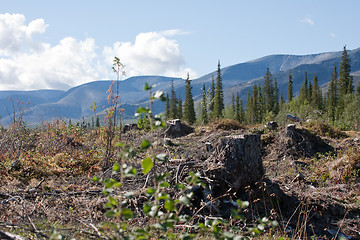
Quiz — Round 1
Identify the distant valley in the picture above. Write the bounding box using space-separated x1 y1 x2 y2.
1 47 360 126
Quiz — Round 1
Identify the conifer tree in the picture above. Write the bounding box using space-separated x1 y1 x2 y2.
311 73 323 110
339 46 353 97
299 71 309 103
183 73 196 124
263 68 274 113
209 76 215 114
327 65 338 123
273 77 279 114
177 97 182 119
164 93 170 120
280 91 285 109
232 93 235 117
213 61 224 118
235 92 240 122
287 70 294 102
169 80 178 119
239 99 245 123
201 83 208 124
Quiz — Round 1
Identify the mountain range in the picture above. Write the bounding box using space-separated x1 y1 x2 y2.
1 47 360 126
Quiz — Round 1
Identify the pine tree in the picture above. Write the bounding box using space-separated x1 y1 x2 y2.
209 76 215 114
262 68 274 113
169 80 178 119
177 97 182 119
287 70 293 102
299 71 309 103
357 81 360 98
232 93 235 118
327 65 338 123
201 83 208 124
235 92 240 122
312 73 323 110
280 91 285 109
213 61 224 118
273 77 279 114
183 73 196 124
164 93 170 120
239 99 245 123
339 46 353 97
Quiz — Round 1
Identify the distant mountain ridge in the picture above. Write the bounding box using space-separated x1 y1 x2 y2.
1 47 360 126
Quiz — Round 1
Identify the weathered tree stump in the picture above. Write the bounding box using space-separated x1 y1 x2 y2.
165 119 193 138
204 134 264 195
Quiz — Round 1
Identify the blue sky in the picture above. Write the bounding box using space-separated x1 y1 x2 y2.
1 0 359 90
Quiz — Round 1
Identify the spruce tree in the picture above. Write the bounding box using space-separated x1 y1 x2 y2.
273 77 279 114
209 76 215 114
213 61 224 118
280 91 285 109
299 71 309 103
327 65 338 123
169 80 178 119
232 93 235 118
177 97 183 119
239 99 245 123
312 73 323 110
201 83 208 124
287 70 294 102
339 46 353 97
263 68 274 113
183 73 196 124
235 92 240 122
164 93 170 120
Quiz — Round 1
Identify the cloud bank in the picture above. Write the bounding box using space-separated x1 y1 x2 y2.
0 13 194 91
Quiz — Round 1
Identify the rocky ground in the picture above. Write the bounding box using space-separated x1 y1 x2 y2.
0 120 359 239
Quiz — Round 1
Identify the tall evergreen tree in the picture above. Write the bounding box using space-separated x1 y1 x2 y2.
177 97 183 119
327 65 338 123
213 61 224 118
280 91 285 109
231 93 236 118
164 93 170 120
209 76 215 114
311 73 323 110
235 92 240 122
201 83 208 124
339 46 354 97
262 68 274 113
273 77 279 114
287 70 294 102
299 71 309 103
239 99 245 123
183 73 196 124
169 80 178 119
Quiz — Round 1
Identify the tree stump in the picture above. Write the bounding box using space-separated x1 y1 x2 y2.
204 134 264 195
165 119 193 138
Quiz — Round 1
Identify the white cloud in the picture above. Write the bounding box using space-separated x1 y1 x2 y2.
0 13 48 56
330 33 336 38
300 16 315 26
0 13 195 91
103 30 196 79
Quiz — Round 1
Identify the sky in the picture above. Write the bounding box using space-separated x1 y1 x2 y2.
1 0 359 91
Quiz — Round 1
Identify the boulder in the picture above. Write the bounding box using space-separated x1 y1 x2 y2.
204 134 264 195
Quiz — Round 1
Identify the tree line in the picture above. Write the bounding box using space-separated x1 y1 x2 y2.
163 46 360 130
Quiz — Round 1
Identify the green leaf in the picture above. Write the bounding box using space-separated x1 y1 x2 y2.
146 187 156 196
121 208 134 219
105 210 120 218
91 176 100 182
136 106 150 115
112 162 120 172
164 200 175 211
144 82 151 90
141 139 151 150
160 181 170 188
108 195 118 206
142 157 153 174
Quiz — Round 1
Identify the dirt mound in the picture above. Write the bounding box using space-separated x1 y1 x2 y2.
264 124 334 161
